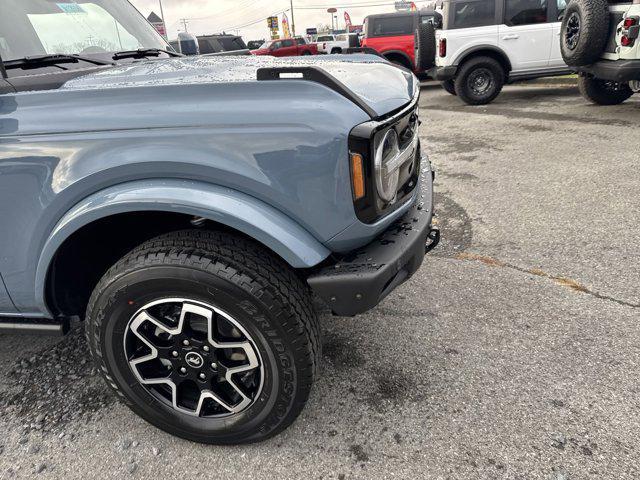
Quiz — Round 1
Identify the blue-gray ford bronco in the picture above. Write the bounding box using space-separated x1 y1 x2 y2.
0 0 438 444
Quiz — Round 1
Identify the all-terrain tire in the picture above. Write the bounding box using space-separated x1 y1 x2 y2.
560 0 610 67
85 229 321 444
415 23 437 71
454 56 505 105
578 75 634 105
441 79 457 95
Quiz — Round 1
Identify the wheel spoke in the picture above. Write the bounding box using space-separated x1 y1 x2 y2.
125 298 263 418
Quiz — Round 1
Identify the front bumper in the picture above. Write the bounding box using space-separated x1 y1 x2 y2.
307 169 438 316
427 65 457 81
579 59 640 82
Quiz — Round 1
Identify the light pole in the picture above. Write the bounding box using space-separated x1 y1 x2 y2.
290 0 296 37
327 8 337 33
158 0 167 39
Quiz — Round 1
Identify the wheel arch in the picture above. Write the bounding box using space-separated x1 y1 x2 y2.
454 46 512 78
37 179 331 318
381 50 414 69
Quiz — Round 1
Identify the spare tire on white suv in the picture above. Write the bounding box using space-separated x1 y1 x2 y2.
560 0 640 105
560 0 610 66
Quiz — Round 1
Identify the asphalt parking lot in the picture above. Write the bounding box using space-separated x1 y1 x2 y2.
0 84 638 479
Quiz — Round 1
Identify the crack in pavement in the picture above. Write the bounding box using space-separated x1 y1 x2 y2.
455 252 639 309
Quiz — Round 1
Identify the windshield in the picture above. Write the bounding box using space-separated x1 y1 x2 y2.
0 0 168 62
317 36 334 42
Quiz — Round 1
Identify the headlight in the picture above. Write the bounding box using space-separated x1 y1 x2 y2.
374 129 401 203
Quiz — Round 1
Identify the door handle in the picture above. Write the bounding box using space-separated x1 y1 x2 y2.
502 34 520 40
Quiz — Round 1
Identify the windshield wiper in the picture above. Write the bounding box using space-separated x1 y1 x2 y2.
3 54 114 70
112 48 182 60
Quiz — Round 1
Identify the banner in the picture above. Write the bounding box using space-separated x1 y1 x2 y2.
344 11 352 28
282 13 291 39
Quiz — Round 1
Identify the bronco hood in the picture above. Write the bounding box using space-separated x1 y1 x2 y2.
62 55 418 118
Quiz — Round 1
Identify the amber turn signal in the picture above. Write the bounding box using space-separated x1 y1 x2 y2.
350 153 366 201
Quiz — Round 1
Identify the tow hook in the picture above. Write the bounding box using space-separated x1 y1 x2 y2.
425 227 441 254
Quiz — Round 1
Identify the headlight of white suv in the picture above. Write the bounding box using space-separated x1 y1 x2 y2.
374 128 401 203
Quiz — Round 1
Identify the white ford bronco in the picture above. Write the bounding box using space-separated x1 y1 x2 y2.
425 0 573 104
560 0 640 104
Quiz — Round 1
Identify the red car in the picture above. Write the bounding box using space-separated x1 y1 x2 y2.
251 37 318 57
362 10 440 72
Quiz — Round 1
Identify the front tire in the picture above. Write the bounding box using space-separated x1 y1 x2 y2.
85 230 320 444
454 56 505 105
578 75 633 105
441 79 457 96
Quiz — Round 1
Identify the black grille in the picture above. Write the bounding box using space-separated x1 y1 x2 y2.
349 104 422 224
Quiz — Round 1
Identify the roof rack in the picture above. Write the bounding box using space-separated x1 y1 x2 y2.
256 66 377 118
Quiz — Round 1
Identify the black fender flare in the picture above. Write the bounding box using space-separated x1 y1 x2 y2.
381 50 413 68
453 45 512 73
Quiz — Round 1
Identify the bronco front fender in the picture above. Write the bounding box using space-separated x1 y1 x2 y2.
34 179 331 314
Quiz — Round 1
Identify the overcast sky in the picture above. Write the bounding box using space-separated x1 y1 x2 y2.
129 0 431 41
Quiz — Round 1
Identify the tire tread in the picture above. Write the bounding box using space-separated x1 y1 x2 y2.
85 229 321 443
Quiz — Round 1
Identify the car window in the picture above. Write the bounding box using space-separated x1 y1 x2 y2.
281 39 294 47
317 35 334 42
271 41 282 49
219 37 246 51
336 34 348 41
504 0 548 25
198 38 222 54
452 0 496 28
295 37 307 45
556 0 566 19
371 16 414 36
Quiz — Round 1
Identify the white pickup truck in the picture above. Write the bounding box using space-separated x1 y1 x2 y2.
316 33 359 54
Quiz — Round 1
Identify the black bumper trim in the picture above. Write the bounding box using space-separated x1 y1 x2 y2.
579 59 640 82
427 65 457 81
307 182 437 317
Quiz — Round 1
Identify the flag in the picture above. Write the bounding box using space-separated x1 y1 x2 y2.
344 11 352 27
282 13 291 38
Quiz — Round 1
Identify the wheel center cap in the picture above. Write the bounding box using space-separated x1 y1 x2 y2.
185 351 204 369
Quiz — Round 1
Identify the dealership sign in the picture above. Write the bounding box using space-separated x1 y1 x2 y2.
267 16 280 39
394 1 417 10
147 12 166 39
